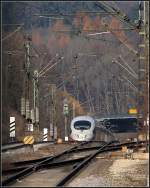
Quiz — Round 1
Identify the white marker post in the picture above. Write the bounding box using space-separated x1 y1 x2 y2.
50 123 53 140
43 128 48 141
9 117 15 142
54 126 57 140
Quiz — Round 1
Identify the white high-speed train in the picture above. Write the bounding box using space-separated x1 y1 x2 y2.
69 115 115 142
70 116 95 141
70 115 138 142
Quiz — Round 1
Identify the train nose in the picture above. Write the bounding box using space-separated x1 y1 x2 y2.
78 134 87 140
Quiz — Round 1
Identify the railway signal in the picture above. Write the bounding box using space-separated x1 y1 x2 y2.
33 70 39 131
96 1 149 141
63 98 69 141
137 1 149 142
31 54 63 140
21 35 32 128
63 103 69 115
128 108 137 115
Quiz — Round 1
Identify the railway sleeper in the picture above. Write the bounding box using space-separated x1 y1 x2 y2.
56 141 147 186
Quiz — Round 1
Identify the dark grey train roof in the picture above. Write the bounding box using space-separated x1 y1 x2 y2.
95 114 141 122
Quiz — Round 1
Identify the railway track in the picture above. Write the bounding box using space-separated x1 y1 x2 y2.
2 141 90 186
2 140 147 187
2 141 54 152
56 140 147 186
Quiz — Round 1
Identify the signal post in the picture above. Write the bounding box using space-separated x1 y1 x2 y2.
63 98 69 141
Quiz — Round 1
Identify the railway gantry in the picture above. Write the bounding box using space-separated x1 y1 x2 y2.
96 1 149 142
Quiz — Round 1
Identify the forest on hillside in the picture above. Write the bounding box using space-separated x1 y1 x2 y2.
2 1 140 143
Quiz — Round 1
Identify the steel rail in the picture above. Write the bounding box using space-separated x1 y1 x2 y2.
99 142 147 154
2 166 32 175
2 141 147 186
34 155 90 170
2 141 54 146
11 141 146 166
11 141 105 166
69 140 148 153
69 143 146 152
2 144 26 152
2 156 90 175
2 141 54 152
2 141 22 145
34 142 91 171
8 142 146 177
12 156 54 166
2 166 34 186
2 141 89 186
56 141 112 186
56 141 147 186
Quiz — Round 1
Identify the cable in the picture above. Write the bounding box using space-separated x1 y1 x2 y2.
2 24 24 41
95 1 138 31
122 75 138 92
87 31 111 36
100 1 137 29
53 27 136 33
39 57 63 77
112 59 138 79
118 55 138 77
38 54 59 75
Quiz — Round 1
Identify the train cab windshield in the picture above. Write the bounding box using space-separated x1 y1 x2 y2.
74 121 91 130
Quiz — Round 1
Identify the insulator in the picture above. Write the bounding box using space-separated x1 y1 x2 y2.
30 109 35 123
21 97 25 116
54 126 57 139
35 107 39 123
26 100 30 119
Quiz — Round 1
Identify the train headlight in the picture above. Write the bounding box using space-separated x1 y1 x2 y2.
79 135 85 139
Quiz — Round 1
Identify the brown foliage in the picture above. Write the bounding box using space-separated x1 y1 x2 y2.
52 20 66 31
62 90 85 115
73 16 81 28
82 15 94 32
73 11 86 28
73 12 102 32
51 20 71 48
47 34 57 50
32 29 43 46
109 18 136 53
93 16 101 30
110 18 128 41
58 35 70 48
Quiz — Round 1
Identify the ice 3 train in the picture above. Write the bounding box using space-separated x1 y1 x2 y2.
70 116 95 141
70 115 139 142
